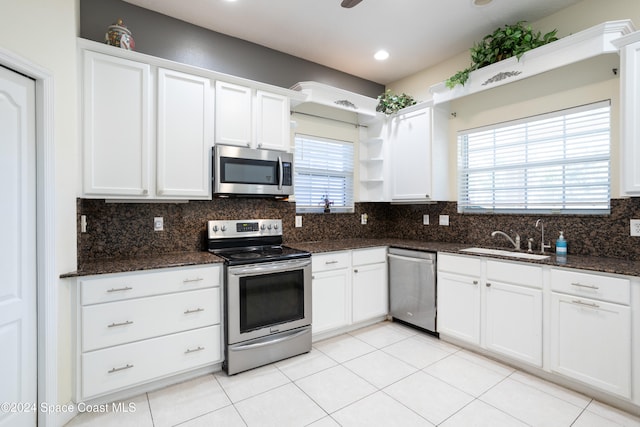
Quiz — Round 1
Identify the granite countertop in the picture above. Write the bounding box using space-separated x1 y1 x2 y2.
61 239 640 278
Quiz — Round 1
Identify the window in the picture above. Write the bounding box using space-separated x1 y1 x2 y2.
294 134 354 213
458 101 610 214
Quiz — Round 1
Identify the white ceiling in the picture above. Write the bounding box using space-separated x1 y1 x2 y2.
123 0 581 85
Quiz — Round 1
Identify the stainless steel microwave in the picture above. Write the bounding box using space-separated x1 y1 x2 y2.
213 145 293 197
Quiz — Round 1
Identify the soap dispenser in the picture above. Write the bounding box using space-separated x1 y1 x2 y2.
556 231 567 256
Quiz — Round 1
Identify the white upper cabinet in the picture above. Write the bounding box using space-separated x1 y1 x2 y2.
387 102 449 202
157 68 212 199
83 50 151 197
215 81 291 151
613 31 640 195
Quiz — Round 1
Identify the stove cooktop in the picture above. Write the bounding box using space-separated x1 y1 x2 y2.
211 245 310 266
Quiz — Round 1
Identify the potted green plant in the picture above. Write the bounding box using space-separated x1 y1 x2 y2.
321 194 334 213
446 21 558 88
376 89 417 115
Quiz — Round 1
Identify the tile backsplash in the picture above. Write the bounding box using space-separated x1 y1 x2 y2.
77 197 640 262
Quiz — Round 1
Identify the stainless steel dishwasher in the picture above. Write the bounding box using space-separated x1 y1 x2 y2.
388 248 437 334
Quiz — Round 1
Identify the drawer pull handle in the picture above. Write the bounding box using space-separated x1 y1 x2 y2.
108 364 133 374
486 282 491 287
184 308 205 315
185 346 205 354
183 277 204 283
354 269 359 273
571 282 599 290
325 260 339 265
107 320 133 328
107 286 133 293
472 280 478 285
571 299 600 309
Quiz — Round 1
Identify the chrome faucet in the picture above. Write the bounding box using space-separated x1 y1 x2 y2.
535 219 552 254
491 230 521 250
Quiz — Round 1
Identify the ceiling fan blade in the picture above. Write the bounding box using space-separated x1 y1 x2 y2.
341 0 363 8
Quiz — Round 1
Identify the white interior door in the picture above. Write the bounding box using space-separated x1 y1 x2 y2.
0 65 37 427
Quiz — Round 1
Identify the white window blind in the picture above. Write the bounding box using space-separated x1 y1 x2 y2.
458 100 610 214
295 134 354 213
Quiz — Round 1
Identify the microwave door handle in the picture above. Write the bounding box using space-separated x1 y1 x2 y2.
277 156 283 190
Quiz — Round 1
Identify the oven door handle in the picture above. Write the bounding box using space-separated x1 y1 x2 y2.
229 328 310 351
228 258 311 276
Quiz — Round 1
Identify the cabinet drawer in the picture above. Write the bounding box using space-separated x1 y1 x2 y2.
352 247 387 266
438 253 481 275
81 265 221 305
82 288 220 352
312 251 350 272
81 325 221 399
487 260 542 289
551 268 630 305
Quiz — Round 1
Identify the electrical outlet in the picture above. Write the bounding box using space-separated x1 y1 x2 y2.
360 213 368 225
423 214 429 225
154 217 164 231
295 216 303 228
80 215 87 233
631 219 640 236
439 215 450 226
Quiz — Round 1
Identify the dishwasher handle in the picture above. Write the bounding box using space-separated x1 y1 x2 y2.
388 253 434 264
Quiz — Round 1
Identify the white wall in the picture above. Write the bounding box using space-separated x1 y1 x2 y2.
387 0 640 200
1 0 80 407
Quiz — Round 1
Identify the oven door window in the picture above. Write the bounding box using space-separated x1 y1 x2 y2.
221 157 278 185
239 269 304 333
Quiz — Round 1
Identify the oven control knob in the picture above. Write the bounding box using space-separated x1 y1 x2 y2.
212 225 219 232
260 224 266 231
267 224 272 230
274 223 279 230
220 225 227 232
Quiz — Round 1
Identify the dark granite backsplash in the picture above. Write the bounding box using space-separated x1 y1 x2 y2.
77 198 640 262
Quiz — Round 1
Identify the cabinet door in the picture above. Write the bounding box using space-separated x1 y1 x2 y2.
214 81 252 147
620 39 640 194
390 106 432 201
352 262 388 323
83 51 151 196
437 271 480 345
485 281 542 366
550 293 631 398
157 69 212 198
311 268 350 335
256 90 290 151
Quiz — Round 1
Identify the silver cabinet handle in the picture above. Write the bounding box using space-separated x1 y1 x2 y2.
486 282 492 287
107 286 133 293
184 308 205 315
472 280 478 285
571 299 600 309
108 320 133 328
185 346 205 354
325 260 339 265
183 277 204 283
571 282 599 290
108 364 133 374
354 269 359 273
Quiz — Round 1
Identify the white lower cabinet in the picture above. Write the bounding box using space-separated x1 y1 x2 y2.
437 254 542 367
550 268 632 398
75 265 223 401
311 247 388 338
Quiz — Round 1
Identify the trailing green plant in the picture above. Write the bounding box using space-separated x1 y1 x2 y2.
446 21 558 89
376 89 417 115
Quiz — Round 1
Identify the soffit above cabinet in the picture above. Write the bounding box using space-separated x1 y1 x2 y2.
429 20 636 105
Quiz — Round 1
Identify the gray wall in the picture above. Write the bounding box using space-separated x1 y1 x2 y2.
80 0 384 97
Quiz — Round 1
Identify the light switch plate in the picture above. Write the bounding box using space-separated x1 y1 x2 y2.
154 217 164 231
439 215 449 226
295 216 303 228
631 219 640 236
423 214 429 225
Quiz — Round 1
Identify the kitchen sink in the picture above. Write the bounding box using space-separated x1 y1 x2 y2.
460 247 550 260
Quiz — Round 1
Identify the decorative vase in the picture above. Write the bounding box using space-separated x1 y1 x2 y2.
105 18 135 50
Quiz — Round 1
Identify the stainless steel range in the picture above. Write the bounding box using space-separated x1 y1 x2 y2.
207 219 312 375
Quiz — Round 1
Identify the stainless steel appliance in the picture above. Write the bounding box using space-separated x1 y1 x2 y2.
212 145 294 197
207 219 311 375
388 248 437 334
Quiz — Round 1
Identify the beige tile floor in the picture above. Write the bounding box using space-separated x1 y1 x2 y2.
66 321 640 427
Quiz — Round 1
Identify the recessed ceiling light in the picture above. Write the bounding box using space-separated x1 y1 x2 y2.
374 50 389 61
472 0 493 6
